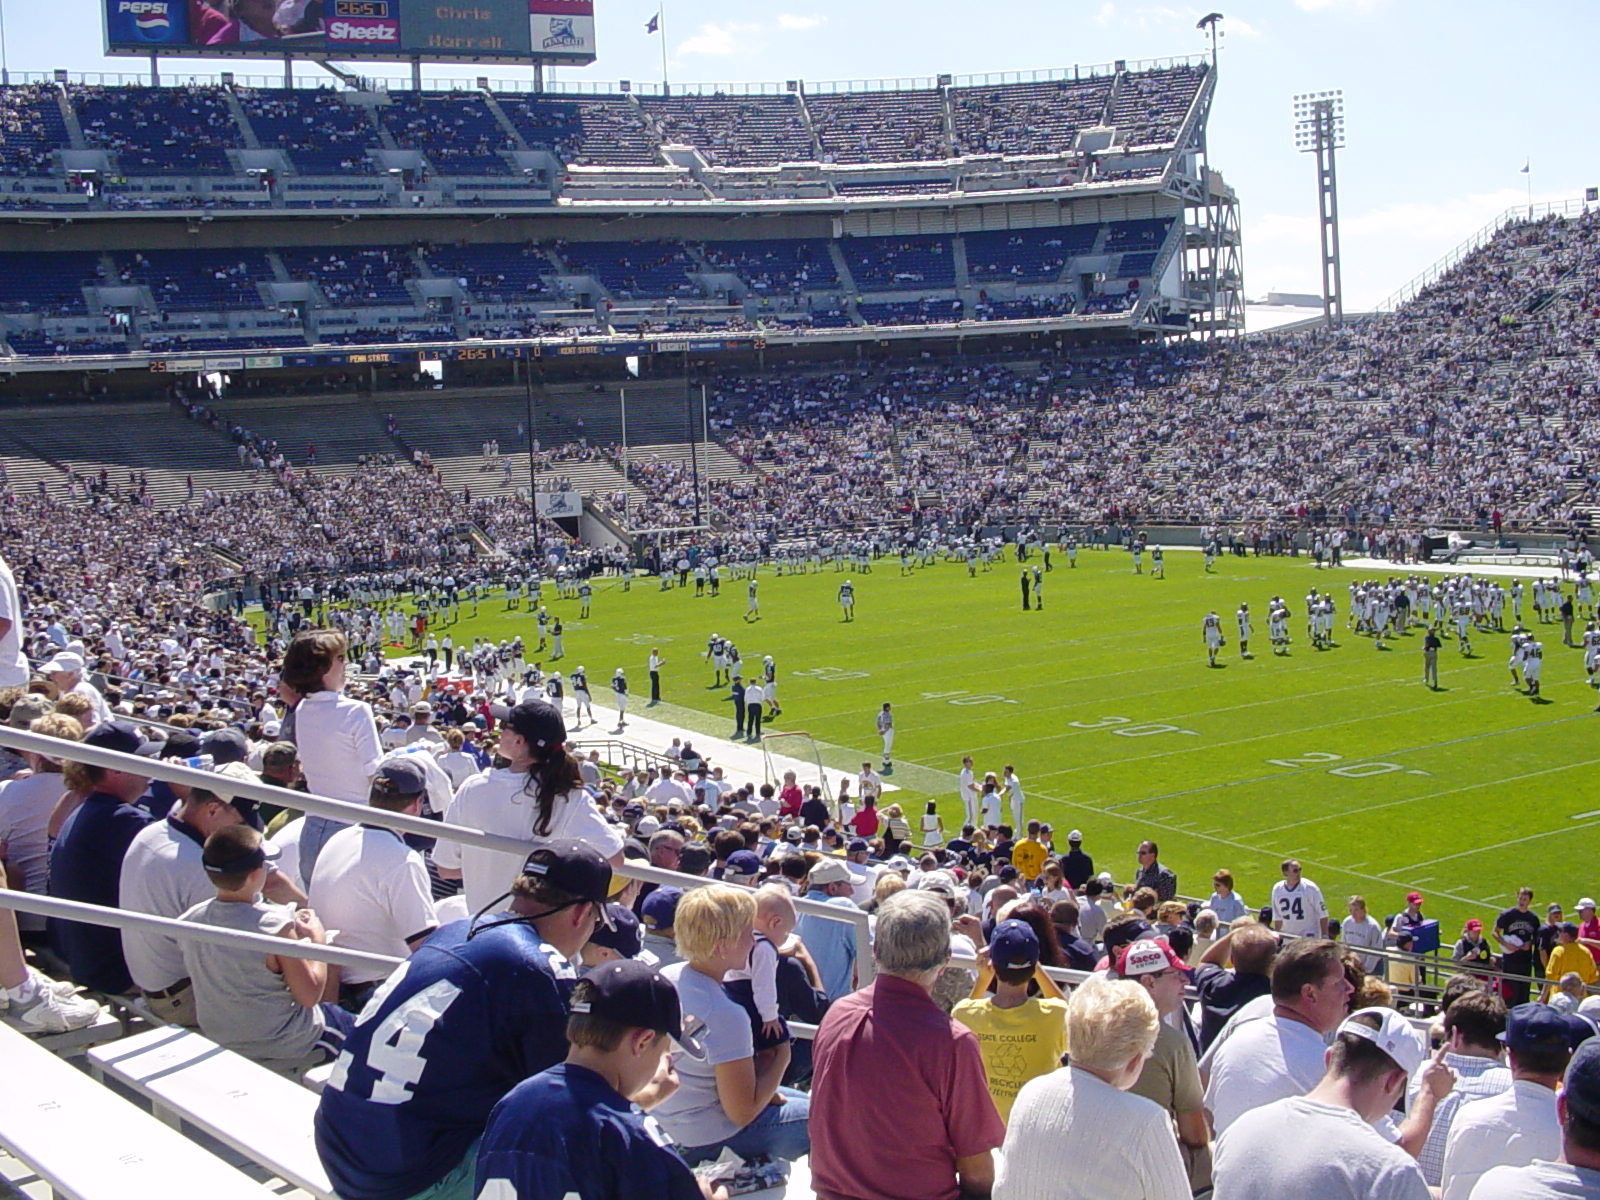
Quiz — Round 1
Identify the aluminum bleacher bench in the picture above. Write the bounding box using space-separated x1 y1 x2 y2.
0 1021 275 1200
87 1025 335 1199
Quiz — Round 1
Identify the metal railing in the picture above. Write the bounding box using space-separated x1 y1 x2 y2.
1375 196 1596 313
0 725 874 987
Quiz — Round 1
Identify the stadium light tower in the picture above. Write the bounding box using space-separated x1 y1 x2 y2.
1293 90 1346 329
1196 13 1224 72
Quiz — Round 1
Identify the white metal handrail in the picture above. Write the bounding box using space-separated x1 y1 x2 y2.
0 726 874 982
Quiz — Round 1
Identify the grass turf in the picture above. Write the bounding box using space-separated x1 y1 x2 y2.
379 547 1598 936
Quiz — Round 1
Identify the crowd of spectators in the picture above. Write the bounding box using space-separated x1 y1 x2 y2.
6 622 1600 1199
584 209 1600 536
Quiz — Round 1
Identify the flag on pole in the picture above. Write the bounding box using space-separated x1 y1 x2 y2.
646 12 659 32
1520 159 1530 174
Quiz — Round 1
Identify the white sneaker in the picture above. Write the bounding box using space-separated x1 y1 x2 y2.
9 984 105 1035
0 968 80 1011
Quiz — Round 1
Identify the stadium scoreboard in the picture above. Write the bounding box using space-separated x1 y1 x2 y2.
105 0 595 65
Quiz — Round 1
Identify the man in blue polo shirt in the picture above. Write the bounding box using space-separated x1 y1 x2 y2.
49 721 152 994
315 839 613 1200
794 857 859 1001
474 959 710 1200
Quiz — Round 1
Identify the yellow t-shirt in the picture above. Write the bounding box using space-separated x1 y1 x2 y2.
1011 839 1048 882
951 995 1069 1122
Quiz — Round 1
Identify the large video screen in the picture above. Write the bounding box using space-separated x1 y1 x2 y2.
105 0 595 64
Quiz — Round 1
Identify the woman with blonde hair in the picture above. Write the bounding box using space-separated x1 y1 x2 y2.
6 713 81 930
652 884 811 1165
995 976 1189 1199
882 803 911 857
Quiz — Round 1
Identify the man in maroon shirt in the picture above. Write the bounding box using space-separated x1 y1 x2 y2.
809 889 1005 1200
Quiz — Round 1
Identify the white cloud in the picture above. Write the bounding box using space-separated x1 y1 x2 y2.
1293 0 1387 12
675 20 760 58
1227 15 1264 39
776 13 823 31
1130 5 1191 33
1245 187 1570 309
1092 2 1116 28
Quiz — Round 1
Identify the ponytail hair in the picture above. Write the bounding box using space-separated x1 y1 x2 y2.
520 745 586 835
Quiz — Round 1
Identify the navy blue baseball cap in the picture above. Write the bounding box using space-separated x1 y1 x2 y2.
640 886 683 931
371 758 428 797
519 839 614 925
990 919 1041 970
1501 1002 1576 1052
83 720 143 757
1564 1036 1600 1125
587 904 644 960
570 959 693 1048
724 850 762 880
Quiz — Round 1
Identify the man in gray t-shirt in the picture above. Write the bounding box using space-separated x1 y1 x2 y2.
179 824 354 1066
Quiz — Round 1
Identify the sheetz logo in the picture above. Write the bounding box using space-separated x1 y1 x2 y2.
329 19 398 38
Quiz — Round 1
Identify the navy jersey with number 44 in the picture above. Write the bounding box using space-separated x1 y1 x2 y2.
314 918 576 1200
475 1063 703 1200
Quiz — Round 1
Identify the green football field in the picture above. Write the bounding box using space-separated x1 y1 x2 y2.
383 547 1600 935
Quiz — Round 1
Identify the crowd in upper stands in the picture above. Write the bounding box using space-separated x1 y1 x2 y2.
586 209 1600 534
0 62 1206 210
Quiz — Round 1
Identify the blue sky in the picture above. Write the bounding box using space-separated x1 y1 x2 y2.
6 0 1597 308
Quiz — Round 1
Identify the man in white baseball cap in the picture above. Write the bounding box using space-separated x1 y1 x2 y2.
42 650 111 728
1213 1007 1435 1200
796 856 859 1000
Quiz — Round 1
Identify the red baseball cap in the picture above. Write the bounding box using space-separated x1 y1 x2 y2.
1406 892 1424 904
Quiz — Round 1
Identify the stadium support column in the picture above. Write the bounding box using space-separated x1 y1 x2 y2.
149 54 160 87
683 347 702 529
526 350 543 561
1293 91 1346 329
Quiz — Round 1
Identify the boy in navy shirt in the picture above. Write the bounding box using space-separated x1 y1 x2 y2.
475 959 721 1200
315 840 614 1200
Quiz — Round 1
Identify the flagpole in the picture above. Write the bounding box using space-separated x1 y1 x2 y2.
658 0 669 92
1526 159 1532 217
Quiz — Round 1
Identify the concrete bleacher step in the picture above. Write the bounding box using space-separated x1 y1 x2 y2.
626 441 750 480
89 1026 333 1200
0 1023 277 1200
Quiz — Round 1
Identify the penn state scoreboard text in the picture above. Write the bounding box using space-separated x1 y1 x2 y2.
105 0 595 65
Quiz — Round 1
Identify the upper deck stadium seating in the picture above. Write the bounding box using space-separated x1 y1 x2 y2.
950 76 1115 157
237 87 379 175
640 93 815 167
495 93 660 166
807 89 948 164
0 83 71 176
378 92 514 175
71 85 242 175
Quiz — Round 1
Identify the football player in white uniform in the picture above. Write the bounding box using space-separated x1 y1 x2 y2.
1523 639 1544 696
1203 611 1224 668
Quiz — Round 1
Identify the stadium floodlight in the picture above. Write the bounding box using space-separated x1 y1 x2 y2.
1196 13 1224 71
1292 90 1347 328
